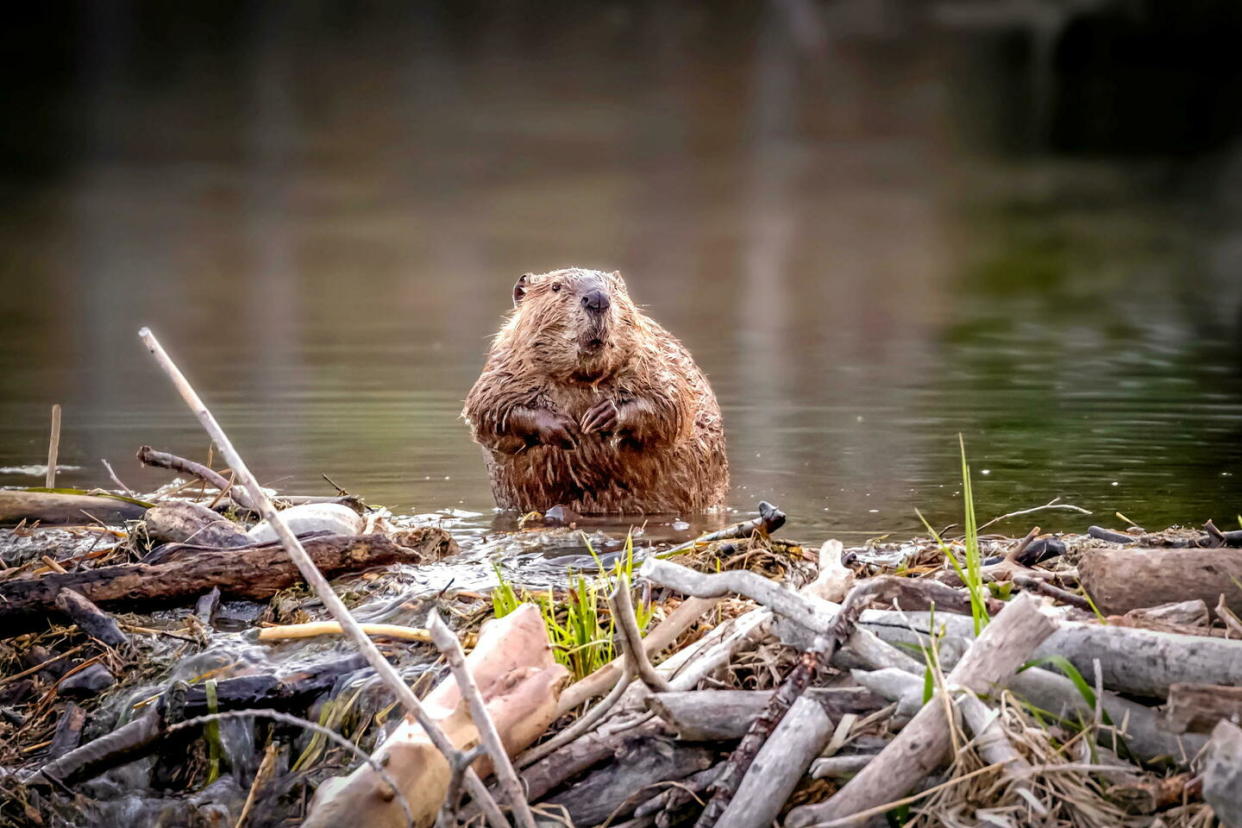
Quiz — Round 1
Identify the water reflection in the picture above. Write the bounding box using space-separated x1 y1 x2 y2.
1 1 1240 539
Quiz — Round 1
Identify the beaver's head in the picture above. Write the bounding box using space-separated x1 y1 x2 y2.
502 268 642 381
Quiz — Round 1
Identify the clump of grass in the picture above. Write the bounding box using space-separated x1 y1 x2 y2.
917 434 988 635
491 531 652 681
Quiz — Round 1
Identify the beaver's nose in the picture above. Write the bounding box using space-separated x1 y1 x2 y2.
581 290 610 313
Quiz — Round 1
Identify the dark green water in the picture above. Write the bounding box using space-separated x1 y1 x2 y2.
2 2 1240 539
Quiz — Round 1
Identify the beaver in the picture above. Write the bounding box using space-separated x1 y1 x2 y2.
462 268 729 515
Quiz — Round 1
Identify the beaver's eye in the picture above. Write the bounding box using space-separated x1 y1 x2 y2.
551 283 562 292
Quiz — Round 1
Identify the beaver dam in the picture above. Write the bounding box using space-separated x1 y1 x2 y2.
0 335 1240 828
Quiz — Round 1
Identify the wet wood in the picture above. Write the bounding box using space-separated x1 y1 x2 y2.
0 490 149 527
54 588 129 649
1078 546 1242 615
142 500 249 548
0 530 454 630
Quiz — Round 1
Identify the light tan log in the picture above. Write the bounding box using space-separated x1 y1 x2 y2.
305 604 568 828
259 622 432 644
786 593 1056 827
1079 547 1242 615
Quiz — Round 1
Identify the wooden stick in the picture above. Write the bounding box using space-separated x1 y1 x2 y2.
609 574 670 692
136 444 258 510
259 622 432 644
138 327 502 828
427 610 536 828
556 596 718 715
786 594 1056 826
46 404 61 488
713 695 834 828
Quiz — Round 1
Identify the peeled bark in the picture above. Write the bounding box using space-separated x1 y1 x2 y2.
305 604 569 828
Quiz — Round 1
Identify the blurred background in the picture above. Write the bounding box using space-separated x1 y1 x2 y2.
2 0 1241 536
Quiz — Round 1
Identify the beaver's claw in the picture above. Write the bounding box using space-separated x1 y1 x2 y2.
581 399 620 434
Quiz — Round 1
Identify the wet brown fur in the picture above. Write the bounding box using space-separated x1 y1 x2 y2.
463 268 729 514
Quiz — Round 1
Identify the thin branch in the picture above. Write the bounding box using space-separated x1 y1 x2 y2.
609 574 670 693
977 498 1090 533
46 404 62 489
138 328 504 828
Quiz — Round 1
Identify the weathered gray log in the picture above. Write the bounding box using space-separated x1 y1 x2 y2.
54 589 129 649
646 688 882 742
859 609 1242 698
541 743 716 826
714 695 833 828
786 594 1055 827
1202 721 1242 828
0 530 453 629
143 500 249 548
1079 547 1242 615
1165 684 1242 734
0 490 148 526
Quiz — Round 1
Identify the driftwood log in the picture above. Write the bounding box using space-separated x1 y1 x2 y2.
0 530 454 629
305 604 569 828
646 688 882 742
859 609 1242 698
142 500 249 548
786 594 1056 827
0 490 149 526
1079 546 1242 615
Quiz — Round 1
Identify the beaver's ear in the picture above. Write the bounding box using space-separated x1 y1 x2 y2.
513 274 531 307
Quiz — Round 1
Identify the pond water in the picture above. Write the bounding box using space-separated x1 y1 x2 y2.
2 2 1241 543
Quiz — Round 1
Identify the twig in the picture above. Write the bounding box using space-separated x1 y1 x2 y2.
427 610 538 828
1005 526 1040 565
1013 574 1092 611
46 404 62 489
138 327 502 828
977 498 1089 533
657 501 786 559
609 574 670 693
235 740 279 828
0 644 86 688
100 459 136 497
136 444 260 512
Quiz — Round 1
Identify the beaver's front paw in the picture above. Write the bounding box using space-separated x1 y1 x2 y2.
580 398 620 434
528 410 579 450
